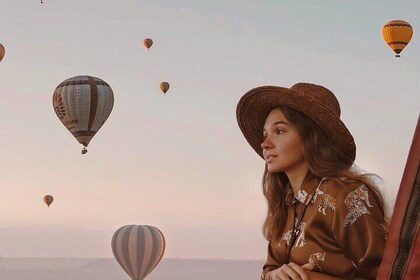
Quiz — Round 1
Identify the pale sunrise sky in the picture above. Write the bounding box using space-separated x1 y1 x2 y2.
0 0 419 259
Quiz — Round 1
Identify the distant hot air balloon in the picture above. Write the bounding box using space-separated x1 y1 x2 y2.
382 20 413 57
0 43 5 62
112 225 165 280
143 38 153 50
159 82 170 94
43 195 54 207
52 75 114 154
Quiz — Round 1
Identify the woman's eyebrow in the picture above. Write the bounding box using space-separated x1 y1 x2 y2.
263 121 289 132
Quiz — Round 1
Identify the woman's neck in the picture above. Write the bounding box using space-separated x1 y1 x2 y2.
286 164 310 195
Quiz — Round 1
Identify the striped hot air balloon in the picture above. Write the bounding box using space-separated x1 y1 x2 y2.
52 75 114 154
111 225 165 280
382 20 413 57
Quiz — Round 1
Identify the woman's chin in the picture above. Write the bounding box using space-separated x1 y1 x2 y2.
267 165 283 173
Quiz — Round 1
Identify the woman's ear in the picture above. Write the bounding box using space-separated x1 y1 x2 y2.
301 145 307 159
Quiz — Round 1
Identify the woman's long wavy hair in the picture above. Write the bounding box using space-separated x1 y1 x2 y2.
262 106 386 243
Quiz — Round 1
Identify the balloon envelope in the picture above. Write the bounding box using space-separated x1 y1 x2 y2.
43 195 54 207
0 43 5 62
111 225 165 280
159 82 170 94
143 38 153 49
52 75 114 150
382 20 413 57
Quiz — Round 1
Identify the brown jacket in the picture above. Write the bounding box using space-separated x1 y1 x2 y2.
262 173 387 279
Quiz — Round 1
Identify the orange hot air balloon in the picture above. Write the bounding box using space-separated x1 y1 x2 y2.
382 20 413 57
0 43 5 62
112 225 165 280
159 82 170 94
143 38 153 50
43 195 54 207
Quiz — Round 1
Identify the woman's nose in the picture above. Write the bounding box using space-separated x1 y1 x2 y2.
261 137 273 149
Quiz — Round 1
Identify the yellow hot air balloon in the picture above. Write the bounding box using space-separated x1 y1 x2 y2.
0 43 5 62
159 82 170 94
382 20 413 57
112 225 165 280
52 75 114 154
43 195 54 207
143 38 153 50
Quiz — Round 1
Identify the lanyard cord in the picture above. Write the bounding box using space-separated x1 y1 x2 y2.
285 178 326 262
286 202 308 261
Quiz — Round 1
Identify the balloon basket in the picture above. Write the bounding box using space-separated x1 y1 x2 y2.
81 148 88 154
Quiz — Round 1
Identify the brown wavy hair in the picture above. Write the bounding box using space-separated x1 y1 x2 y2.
262 106 386 243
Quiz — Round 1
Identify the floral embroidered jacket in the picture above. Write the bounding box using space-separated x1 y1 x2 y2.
262 173 388 279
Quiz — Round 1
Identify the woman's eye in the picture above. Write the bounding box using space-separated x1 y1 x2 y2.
276 129 284 134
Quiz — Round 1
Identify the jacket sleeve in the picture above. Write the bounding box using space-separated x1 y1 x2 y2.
261 242 282 278
331 184 387 279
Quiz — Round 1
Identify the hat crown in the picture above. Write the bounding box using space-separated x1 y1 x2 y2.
236 82 356 161
290 83 341 117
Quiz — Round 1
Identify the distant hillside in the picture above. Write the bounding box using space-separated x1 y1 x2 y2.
0 258 264 280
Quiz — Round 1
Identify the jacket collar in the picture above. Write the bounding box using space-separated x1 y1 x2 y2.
285 172 322 206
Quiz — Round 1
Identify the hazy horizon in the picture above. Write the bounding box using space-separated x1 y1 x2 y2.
0 223 267 259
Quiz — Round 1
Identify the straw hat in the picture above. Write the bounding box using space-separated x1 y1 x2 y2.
236 82 356 161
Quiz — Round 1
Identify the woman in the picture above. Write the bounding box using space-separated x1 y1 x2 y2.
236 83 388 280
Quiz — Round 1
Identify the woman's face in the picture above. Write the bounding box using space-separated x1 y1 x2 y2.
261 109 306 173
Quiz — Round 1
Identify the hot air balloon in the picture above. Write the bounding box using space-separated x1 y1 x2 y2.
52 75 114 154
43 195 54 207
143 38 153 50
112 225 165 280
382 20 413 57
0 43 5 62
159 82 170 94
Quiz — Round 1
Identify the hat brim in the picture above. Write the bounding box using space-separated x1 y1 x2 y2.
236 86 356 161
